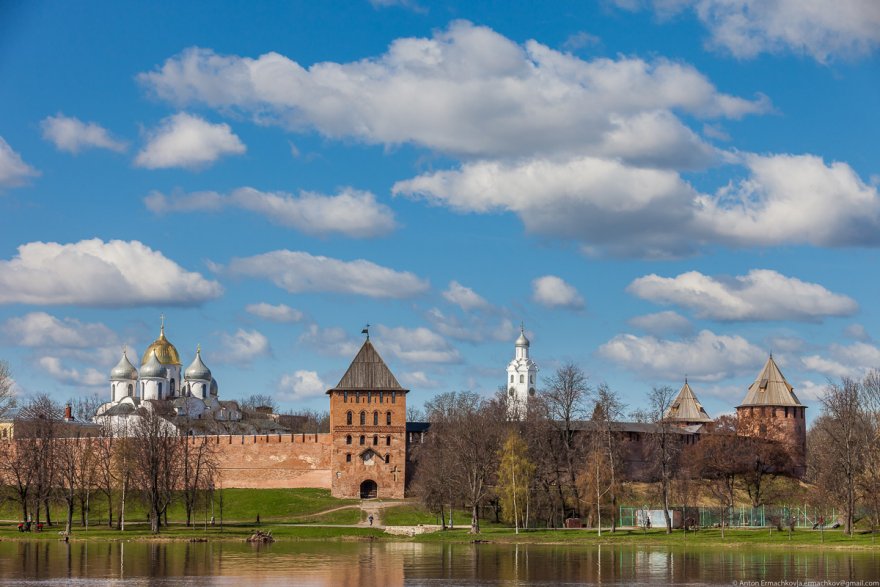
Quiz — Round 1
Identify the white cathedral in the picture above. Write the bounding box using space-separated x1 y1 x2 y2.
95 320 242 426
506 325 538 420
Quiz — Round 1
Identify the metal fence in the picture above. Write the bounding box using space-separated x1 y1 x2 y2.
619 505 840 529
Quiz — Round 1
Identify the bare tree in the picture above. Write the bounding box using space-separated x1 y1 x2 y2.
70 393 104 422
128 406 182 533
239 394 277 412
180 428 218 526
691 415 741 538
644 385 680 534
591 383 626 533
541 363 591 518
0 361 17 417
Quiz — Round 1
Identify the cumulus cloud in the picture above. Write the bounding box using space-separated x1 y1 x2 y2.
442 281 490 311
298 324 362 357
426 307 516 344
373 325 460 364
628 269 858 321
397 152 880 257
802 342 880 378
0 137 39 188
279 370 326 400
2 312 116 347
635 0 880 62
695 154 880 248
138 21 765 162
599 329 766 381
0 239 222 306
224 250 429 299
146 186 396 238
135 112 245 170
245 303 304 323
40 114 127 153
628 311 693 336
38 356 106 387
532 276 585 310
400 371 438 388
844 323 871 342
217 328 270 363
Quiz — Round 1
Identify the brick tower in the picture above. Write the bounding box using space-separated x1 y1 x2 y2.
736 355 807 477
327 337 408 499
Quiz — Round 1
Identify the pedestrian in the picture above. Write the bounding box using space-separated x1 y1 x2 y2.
368 514 374 526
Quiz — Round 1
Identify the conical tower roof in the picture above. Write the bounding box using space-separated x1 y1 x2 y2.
327 340 406 393
739 355 802 407
665 380 712 423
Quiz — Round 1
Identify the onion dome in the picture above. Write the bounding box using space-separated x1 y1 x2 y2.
140 350 168 379
110 348 138 381
515 324 530 347
185 345 212 381
141 320 181 366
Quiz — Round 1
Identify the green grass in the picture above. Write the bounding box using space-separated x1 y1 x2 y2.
414 526 880 549
382 504 473 526
0 488 359 526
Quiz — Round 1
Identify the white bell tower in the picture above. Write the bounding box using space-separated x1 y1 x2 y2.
506 324 538 420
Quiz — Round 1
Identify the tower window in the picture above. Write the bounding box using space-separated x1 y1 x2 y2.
360 411 366 425
127 384 133 396
520 374 524 383
346 453 351 463
373 435 378 446
379 392 383 404
368 392 372 404
530 375 534 384
384 454 390 464
373 411 378 426
346 411 353 425
391 392 396 404
386 411 392 425
386 435 391 446
344 391 348 403
346 435 352 445
359 435 365 445
510 374 514 383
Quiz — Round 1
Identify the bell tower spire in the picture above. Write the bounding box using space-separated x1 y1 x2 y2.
507 323 538 420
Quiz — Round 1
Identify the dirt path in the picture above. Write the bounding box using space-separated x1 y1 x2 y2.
359 500 408 528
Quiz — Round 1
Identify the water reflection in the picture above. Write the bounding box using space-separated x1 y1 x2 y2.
0 539 877 585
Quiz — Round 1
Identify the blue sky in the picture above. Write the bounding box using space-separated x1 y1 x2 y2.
1 0 879 421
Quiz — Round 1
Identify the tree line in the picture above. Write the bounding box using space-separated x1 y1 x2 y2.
410 362 878 536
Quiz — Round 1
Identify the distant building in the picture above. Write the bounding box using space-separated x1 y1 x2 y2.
665 380 713 428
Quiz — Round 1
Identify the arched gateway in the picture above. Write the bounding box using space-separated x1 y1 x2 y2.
360 479 378 499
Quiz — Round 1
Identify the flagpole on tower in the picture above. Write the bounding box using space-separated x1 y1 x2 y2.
361 324 370 341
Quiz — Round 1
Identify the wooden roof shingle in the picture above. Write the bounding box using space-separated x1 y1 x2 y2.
327 340 407 393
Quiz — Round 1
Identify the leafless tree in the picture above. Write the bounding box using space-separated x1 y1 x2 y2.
180 427 218 527
14 395 61 525
590 383 626 533
0 361 17 417
691 415 740 538
128 405 183 533
239 394 277 412
70 393 104 422
643 385 681 534
541 363 591 517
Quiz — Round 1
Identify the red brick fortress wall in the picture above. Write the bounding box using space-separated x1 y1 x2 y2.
204 433 333 489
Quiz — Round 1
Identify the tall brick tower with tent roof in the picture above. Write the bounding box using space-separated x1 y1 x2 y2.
327 330 409 499
736 355 807 477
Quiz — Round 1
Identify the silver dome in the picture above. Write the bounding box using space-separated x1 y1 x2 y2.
185 348 212 381
110 350 138 380
140 350 168 379
515 327 530 347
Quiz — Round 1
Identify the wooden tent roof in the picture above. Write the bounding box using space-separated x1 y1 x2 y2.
665 380 712 423
327 340 407 393
738 355 802 407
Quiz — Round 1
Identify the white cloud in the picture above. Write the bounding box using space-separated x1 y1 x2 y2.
400 370 439 389
647 0 880 62
628 269 858 321
373 324 460 364
245 303 304 323
426 307 515 343
298 324 362 357
442 281 490 311
532 275 585 310
146 186 396 238
224 250 429 299
844 323 871 342
0 136 39 188
138 22 766 162
279 370 326 400
40 114 127 153
802 342 880 378
38 356 105 387
369 0 425 11
2 312 116 347
135 112 245 170
562 31 602 51
628 311 693 336
0 239 222 306
217 328 270 363
695 154 880 248
795 380 826 402
599 329 766 381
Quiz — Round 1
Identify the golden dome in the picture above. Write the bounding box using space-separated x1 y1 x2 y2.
141 323 181 366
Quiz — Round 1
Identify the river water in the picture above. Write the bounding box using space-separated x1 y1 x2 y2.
0 540 877 586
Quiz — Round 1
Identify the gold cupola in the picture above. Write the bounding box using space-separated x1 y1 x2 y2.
141 318 181 366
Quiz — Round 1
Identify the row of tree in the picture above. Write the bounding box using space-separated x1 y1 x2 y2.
410 363 874 536
0 392 218 534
